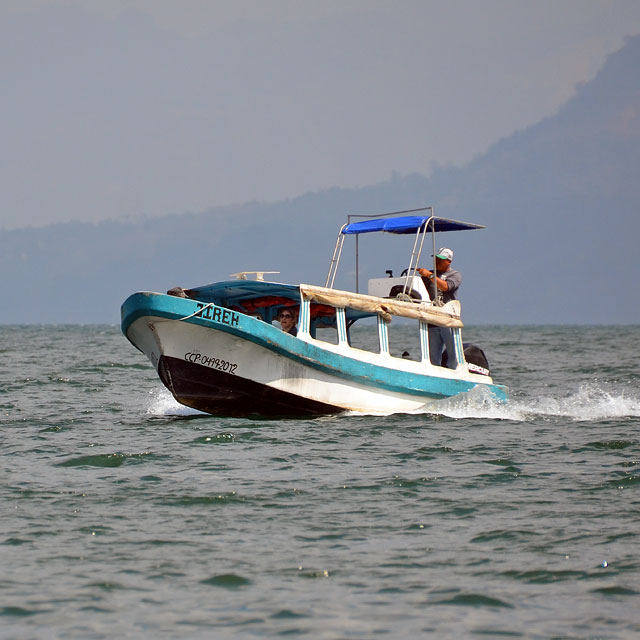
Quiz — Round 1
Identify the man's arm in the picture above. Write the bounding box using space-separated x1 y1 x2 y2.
417 268 450 291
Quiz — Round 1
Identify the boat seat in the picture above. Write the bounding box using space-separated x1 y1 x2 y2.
387 284 422 301
367 275 431 302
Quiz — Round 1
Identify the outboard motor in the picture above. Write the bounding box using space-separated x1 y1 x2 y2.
463 344 491 376
442 343 491 375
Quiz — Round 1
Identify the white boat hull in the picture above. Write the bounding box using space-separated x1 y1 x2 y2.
128 316 452 416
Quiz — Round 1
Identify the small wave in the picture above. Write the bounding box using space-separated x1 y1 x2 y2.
1 606 48 617
432 592 513 608
201 573 251 588
56 452 154 468
592 585 638 596
146 388 206 417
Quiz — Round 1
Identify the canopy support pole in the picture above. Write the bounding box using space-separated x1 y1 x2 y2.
402 207 433 297
325 224 347 288
432 218 441 305
355 234 359 293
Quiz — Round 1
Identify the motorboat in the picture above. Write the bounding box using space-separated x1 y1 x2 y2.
121 206 507 417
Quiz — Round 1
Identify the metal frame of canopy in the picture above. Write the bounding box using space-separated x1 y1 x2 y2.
325 206 484 304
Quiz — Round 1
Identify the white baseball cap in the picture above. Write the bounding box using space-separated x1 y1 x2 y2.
435 247 453 261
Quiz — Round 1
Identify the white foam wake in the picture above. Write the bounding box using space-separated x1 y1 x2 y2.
144 382 640 422
146 387 206 416
419 382 640 422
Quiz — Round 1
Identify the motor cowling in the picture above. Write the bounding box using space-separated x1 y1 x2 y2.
442 343 491 375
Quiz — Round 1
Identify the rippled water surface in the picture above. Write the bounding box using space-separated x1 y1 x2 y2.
1 325 639 638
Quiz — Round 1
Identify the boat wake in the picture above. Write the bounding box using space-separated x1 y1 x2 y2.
146 382 640 423
146 388 206 417
351 382 640 422
507 382 640 422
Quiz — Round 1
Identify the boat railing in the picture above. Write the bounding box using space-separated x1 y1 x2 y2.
298 284 467 372
325 223 348 289
403 213 434 302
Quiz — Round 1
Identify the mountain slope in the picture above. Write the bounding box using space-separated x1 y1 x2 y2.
1 35 639 324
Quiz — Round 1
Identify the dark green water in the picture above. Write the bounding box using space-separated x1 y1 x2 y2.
1 325 639 638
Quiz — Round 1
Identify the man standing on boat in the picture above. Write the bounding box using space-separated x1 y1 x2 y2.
417 248 461 369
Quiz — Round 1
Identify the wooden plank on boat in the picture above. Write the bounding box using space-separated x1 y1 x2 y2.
299 284 463 328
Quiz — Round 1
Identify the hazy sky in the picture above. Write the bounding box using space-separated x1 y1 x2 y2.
2 0 640 229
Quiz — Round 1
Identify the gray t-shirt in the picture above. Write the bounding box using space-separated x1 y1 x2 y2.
423 267 462 304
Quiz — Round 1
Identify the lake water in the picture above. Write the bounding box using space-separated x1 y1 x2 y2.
1 324 639 638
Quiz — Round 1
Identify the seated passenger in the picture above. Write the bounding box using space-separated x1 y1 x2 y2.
277 309 298 336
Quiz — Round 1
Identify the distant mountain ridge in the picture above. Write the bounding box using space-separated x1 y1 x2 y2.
2 35 639 324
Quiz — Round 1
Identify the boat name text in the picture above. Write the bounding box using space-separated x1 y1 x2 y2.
185 351 237 374
196 303 240 327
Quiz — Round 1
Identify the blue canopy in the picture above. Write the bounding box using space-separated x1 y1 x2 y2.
342 215 484 235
